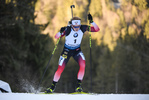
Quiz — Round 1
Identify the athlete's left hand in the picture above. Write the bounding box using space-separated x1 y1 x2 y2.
88 13 93 23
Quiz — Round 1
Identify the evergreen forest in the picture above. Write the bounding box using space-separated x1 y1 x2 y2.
0 0 149 93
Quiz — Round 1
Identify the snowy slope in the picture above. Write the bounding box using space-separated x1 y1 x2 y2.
0 93 149 100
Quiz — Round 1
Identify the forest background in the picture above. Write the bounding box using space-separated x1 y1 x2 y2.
0 0 149 94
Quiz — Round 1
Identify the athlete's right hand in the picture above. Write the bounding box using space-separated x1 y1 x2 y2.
60 27 66 33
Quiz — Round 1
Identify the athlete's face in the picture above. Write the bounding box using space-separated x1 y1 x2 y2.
71 20 81 31
72 25 80 31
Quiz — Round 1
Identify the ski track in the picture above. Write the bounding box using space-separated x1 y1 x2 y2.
0 93 149 100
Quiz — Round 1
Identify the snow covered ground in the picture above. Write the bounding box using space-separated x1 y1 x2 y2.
0 93 149 100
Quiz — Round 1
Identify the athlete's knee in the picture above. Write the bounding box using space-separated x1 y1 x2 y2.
58 65 64 70
79 60 85 68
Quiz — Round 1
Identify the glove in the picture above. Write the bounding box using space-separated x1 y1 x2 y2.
60 27 66 33
88 13 93 23
69 20 72 25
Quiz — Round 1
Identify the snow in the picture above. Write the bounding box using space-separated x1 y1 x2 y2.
0 93 149 100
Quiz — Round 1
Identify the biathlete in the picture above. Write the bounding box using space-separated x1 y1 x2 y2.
45 13 100 93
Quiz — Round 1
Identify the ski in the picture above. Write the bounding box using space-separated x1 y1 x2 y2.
69 92 89 94
33 92 92 95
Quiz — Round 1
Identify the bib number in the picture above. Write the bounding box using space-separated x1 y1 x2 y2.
74 39 77 43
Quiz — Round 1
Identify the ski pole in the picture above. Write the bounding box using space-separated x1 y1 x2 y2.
88 22 92 93
70 5 75 18
36 36 61 94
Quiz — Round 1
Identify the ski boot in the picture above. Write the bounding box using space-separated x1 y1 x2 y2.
45 81 57 93
75 80 83 92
